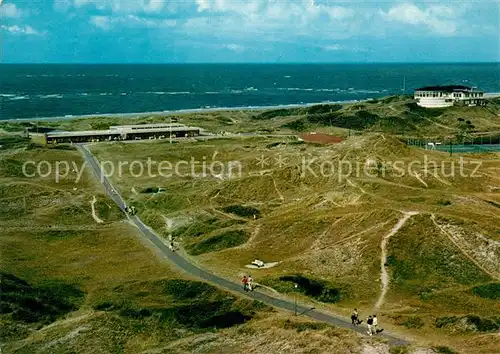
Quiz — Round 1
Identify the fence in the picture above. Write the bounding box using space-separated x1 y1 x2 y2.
403 135 500 154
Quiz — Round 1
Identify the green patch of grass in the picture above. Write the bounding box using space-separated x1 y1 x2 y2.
0 273 84 325
282 119 307 131
435 315 499 332
172 216 244 240
0 158 27 178
185 229 249 255
94 198 123 222
221 204 261 219
0 135 30 150
261 274 346 303
386 217 491 291
432 346 457 354
471 283 500 299
163 279 217 301
282 319 330 332
402 316 424 329
91 279 266 331
437 200 452 206
389 346 410 354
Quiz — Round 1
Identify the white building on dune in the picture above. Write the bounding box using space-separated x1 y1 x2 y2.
414 85 486 108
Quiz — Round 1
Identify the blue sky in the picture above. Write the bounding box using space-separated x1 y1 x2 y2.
1 0 499 63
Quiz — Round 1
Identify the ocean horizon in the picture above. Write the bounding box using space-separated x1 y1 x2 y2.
1 63 499 120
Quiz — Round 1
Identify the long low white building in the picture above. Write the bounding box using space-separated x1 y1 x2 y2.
414 85 486 108
36 123 202 144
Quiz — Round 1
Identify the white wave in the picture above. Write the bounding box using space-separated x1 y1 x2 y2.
277 87 314 91
120 93 127 96
150 91 191 95
99 93 112 96
9 95 29 100
38 94 64 99
79 93 89 96
245 87 258 91
230 90 243 93
284 75 291 78
205 91 219 94
0 94 16 98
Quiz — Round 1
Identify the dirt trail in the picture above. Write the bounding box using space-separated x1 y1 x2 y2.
374 211 419 310
90 196 103 224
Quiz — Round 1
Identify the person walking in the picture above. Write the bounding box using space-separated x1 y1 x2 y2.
351 308 359 326
247 275 254 291
372 315 378 334
366 315 373 336
242 276 248 291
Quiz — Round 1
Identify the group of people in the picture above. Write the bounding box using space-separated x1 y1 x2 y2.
351 309 380 336
125 205 136 215
242 275 254 291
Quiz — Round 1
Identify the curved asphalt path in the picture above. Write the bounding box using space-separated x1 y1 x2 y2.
78 144 409 347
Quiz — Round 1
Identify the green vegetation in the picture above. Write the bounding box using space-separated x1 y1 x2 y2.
432 346 457 354
471 283 500 299
435 315 500 332
221 204 261 219
92 279 268 330
185 229 249 255
172 215 244 239
281 318 330 332
0 273 84 325
389 346 410 354
0 135 30 149
261 275 345 303
402 316 424 329
281 119 306 131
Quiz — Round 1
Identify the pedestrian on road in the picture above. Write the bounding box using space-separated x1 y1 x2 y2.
372 315 378 334
242 276 248 291
247 275 253 291
366 315 373 336
351 308 359 326
169 241 175 251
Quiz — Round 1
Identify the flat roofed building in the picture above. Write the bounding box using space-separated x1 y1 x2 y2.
42 124 201 144
414 85 486 108
110 123 187 132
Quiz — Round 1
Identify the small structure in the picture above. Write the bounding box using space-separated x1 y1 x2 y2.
251 259 265 268
414 85 486 108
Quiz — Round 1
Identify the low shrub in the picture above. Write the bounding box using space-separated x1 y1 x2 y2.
471 283 500 299
221 205 260 219
186 230 249 255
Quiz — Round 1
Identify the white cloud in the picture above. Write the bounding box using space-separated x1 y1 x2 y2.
89 15 111 30
73 0 166 14
223 43 245 53
380 3 458 35
1 24 44 36
89 13 177 30
53 0 72 12
322 44 344 51
0 3 22 18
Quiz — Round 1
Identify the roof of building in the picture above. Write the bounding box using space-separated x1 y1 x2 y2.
415 85 478 92
46 126 200 138
110 123 186 130
298 133 344 144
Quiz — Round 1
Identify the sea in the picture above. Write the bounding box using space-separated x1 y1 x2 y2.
1 63 499 120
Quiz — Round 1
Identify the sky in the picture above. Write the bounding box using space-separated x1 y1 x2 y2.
0 0 499 63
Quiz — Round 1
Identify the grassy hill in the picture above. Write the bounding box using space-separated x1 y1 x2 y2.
89 134 500 353
0 134 389 353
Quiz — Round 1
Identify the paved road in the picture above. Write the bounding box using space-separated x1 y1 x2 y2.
77 144 409 347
